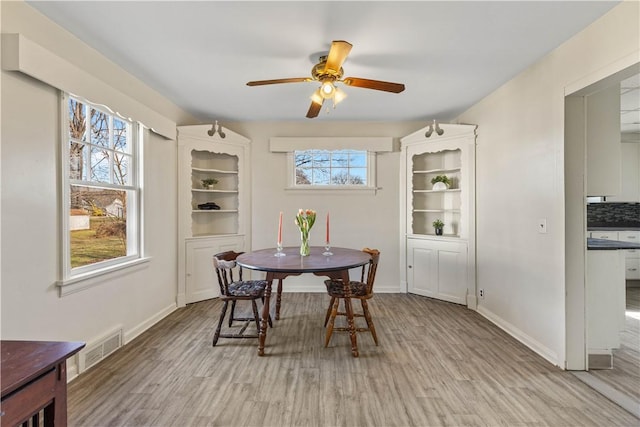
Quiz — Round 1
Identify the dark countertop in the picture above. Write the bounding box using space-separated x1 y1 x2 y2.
588 227 640 231
587 238 640 250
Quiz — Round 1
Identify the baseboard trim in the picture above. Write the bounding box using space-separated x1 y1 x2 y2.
278 286 401 293
124 302 178 344
477 305 560 367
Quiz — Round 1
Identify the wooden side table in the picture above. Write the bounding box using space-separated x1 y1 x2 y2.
1 340 85 426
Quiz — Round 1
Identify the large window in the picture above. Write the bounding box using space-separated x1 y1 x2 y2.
294 149 369 186
61 94 142 283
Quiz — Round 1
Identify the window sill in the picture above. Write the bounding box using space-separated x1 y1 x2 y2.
57 257 151 297
284 186 381 195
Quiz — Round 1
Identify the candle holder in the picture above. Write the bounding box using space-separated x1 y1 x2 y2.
274 242 286 257
323 241 333 256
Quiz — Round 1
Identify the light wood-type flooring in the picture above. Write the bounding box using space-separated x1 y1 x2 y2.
589 287 640 402
67 293 639 426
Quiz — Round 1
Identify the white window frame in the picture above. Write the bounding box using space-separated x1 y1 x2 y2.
286 150 378 192
269 137 393 193
58 92 147 294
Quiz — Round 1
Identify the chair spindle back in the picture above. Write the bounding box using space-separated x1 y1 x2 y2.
213 251 245 296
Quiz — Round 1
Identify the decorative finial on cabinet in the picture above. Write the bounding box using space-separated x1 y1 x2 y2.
207 120 226 139
425 120 444 138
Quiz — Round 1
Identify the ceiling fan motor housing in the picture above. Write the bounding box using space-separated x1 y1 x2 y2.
312 56 344 81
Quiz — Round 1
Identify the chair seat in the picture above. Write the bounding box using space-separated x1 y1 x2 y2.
228 280 268 297
324 280 368 297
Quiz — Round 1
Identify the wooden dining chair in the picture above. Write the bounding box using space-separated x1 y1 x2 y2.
212 251 272 346
323 248 380 347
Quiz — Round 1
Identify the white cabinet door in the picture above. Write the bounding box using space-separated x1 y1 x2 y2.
185 235 244 304
624 251 640 280
407 238 468 305
586 250 625 356
586 84 621 196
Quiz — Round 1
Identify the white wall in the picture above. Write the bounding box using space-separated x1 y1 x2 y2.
0 1 194 377
228 121 424 293
455 1 639 367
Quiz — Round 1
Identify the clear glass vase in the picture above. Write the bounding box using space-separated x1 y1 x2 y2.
300 230 310 256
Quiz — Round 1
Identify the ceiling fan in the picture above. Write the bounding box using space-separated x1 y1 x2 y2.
246 40 405 118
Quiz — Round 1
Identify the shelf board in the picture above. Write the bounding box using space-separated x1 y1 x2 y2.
413 209 461 213
413 168 461 174
192 189 238 193
410 233 461 239
191 209 238 213
191 232 239 238
192 167 238 174
413 189 461 193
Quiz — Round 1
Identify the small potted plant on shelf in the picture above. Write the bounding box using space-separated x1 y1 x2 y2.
432 219 444 236
431 175 452 190
201 178 218 189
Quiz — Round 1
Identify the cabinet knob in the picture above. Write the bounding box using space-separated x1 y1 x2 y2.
629 268 638 272
408 265 412 269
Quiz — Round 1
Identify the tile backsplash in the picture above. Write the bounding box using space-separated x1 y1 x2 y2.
587 202 640 228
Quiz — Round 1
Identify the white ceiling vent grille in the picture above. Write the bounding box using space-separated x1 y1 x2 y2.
79 327 123 373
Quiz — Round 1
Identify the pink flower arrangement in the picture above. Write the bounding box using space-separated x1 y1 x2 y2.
295 209 316 232
295 209 316 256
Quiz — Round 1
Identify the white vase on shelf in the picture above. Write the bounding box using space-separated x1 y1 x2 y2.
432 182 448 191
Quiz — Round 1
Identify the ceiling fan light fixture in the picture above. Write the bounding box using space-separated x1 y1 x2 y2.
320 80 336 99
333 86 347 105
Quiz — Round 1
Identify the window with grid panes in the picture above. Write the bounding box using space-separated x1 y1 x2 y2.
294 149 368 186
62 93 142 280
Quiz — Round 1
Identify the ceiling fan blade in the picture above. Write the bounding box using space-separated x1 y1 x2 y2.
246 77 310 86
306 100 323 119
342 77 405 93
323 40 353 74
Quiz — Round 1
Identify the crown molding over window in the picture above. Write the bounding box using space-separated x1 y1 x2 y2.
269 136 393 152
1 33 176 140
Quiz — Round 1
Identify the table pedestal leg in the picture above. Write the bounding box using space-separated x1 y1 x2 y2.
258 275 273 356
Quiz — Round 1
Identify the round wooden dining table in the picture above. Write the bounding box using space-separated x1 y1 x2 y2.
237 246 371 357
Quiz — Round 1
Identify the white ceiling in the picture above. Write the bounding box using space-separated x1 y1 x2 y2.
27 1 621 123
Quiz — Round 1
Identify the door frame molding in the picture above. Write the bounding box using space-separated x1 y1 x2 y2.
564 53 639 370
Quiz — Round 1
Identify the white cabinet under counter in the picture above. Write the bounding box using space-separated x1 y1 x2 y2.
588 230 640 280
619 231 640 279
586 249 625 368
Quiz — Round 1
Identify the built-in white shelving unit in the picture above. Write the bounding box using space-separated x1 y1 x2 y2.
177 125 250 306
400 124 477 307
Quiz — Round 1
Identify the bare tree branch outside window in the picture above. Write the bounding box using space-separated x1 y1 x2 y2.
67 96 133 268
295 149 367 186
